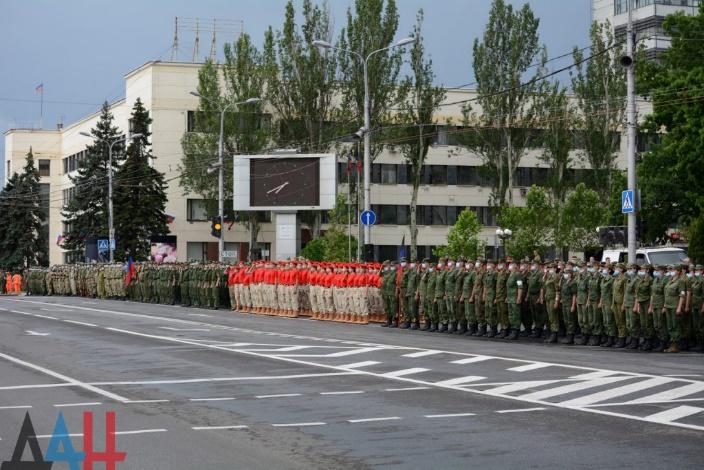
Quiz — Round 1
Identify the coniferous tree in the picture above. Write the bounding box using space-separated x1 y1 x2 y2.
113 98 169 261
0 149 45 269
62 102 124 258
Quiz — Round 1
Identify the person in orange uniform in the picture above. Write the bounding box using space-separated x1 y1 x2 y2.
12 272 23 294
226 264 239 311
5 272 12 294
241 264 253 312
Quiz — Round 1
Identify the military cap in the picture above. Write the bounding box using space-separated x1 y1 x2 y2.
438 256 446 262
642 263 651 270
666 264 675 270
627 263 637 269
391 260 398 265
422 258 430 263
383 260 390 265
400 257 407 262
696 264 703 270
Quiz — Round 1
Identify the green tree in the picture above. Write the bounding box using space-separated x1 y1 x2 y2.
685 213 704 264
497 186 553 259
300 237 326 261
396 10 446 262
434 208 484 260
263 0 340 238
571 20 626 198
62 102 124 258
0 149 45 269
637 8 704 240
561 183 606 252
113 98 169 261
181 34 271 260
460 0 541 207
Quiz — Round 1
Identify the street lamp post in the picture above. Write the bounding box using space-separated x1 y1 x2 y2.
80 131 143 263
313 37 413 260
495 228 513 260
189 92 261 262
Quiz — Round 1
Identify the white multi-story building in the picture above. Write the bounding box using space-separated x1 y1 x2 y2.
4 60 644 265
592 0 700 58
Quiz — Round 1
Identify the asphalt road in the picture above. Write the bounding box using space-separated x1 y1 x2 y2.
0 295 702 469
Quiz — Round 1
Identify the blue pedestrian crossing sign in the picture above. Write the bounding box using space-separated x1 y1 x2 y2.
97 239 109 252
360 210 376 226
622 190 635 214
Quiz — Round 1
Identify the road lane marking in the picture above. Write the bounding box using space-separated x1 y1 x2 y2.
434 376 486 386
642 406 704 424
272 422 326 427
626 382 704 404
0 383 76 391
54 402 102 408
518 377 633 401
568 371 621 380
187 313 211 317
320 391 365 395
4 301 703 433
193 425 248 430
0 405 32 410
281 347 382 358
190 397 236 402
30 314 57 320
338 361 380 369
62 320 98 327
90 372 357 386
158 327 211 332
384 386 430 392
450 356 492 365
0 351 130 403
348 417 401 423
35 433 83 439
124 399 170 404
255 394 302 399
114 429 167 435
480 380 565 396
381 368 429 378
559 377 676 406
25 330 50 336
496 407 546 414
507 362 551 372
424 412 476 418
403 350 442 358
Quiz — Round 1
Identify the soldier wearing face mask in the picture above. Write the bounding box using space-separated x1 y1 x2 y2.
483 260 498 337
454 258 468 334
575 262 590 346
623 263 640 349
495 260 509 339
635 264 654 350
649 265 667 352
401 260 419 330
559 263 578 344
612 263 628 348
692 265 704 352
434 257 448 332
417 260 429 331
543 263 560 344
598 263 616 347
424 260 438 331
528 261 545 338
472 259 486 336
586 262 603 346
461 260 477 335
444 258 458 333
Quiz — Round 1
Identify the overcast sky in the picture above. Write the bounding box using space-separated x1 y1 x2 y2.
0 0 592 180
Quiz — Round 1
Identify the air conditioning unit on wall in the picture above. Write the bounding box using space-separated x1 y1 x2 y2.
519 187 528 198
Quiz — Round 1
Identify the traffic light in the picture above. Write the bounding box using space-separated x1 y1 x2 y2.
210 216 222 238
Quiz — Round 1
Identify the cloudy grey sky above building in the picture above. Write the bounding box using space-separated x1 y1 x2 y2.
0 0 591 179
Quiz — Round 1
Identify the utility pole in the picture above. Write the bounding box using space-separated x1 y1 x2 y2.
625 0 637 263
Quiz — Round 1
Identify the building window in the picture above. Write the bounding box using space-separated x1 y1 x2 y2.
186 199 209 221
447 206 458 226
371 163 381 184
38 159 50 177
396 164 408 185
432 206 447 225
187 242 208 261
447 165 458 185
397 205 409 225
457 166 475 185
380 164 396 184
380 205 398 224
430 165 447 185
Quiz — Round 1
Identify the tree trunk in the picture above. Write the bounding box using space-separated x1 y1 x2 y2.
507 132 514 206
248 216 261 261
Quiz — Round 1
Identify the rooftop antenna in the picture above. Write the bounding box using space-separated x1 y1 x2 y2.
170 17 179 61
192 18 200 63
209 18 217 60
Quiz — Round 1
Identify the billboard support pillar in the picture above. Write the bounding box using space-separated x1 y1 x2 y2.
274 211 299 261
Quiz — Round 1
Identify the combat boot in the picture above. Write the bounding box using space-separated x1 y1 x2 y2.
429 321 438 332
410 322 419 331
587 335 600 346
496 328 508 339
381 319 391 327
519 328 531 337
691 338 704 352
507 329 519 341
457 321 467 335
438 323 448 333
601 336 614 348
627 337 639 349
664 341 680 353
614 337 626 348
559 334 574 345
544 332 558 344
530 329 542 339
448 321 457 334
642 338 653 351
400 321 410 329
466 323 477 336
421 319 431 331
486 326 496 338
475 324 487 337
575 335 588 346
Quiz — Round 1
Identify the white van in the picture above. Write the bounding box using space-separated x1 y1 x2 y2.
600 247 688 266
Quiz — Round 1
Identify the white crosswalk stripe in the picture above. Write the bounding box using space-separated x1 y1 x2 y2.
403 350 442 358
506 362 551 372
482 380 565 396
643 405 704 424
382 368 430 378
559 377 676 407
450 356 492 365
434 376 486 386
519 377 633 401
626 382 704 404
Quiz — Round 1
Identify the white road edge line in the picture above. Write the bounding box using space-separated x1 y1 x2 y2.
496 407 547 414
384 386 430 392
190 397 236 402
192 425 248 430
62 320 97 327
114 429 168 435
348 417 401 423
0 351 130 403
53 402 102 408
255 394 302 399
124 399 170 404
271 422 326 427
424 413 476 418
320 391 365 395
0 405 32 410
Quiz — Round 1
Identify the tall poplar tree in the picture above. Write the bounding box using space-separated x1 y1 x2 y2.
62 102 124 259
396 10 445 261
113 98 169 261
461 0 541 207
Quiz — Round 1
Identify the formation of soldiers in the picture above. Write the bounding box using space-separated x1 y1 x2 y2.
379 256 704 353
16 256 704 354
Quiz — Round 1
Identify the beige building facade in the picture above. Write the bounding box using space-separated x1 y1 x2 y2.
4 60 641 265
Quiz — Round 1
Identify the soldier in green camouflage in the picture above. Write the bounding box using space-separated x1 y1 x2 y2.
495 260 509 338
434 258 447 332
649 265 667 352
623 263 640 349
454 258 467 334
461 260 477 335
586 262 603 346
636 264 654 350
444 258 457 333
483 260 497 337
612 263 628 348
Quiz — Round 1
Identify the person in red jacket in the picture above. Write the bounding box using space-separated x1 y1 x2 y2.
225 264 239 310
